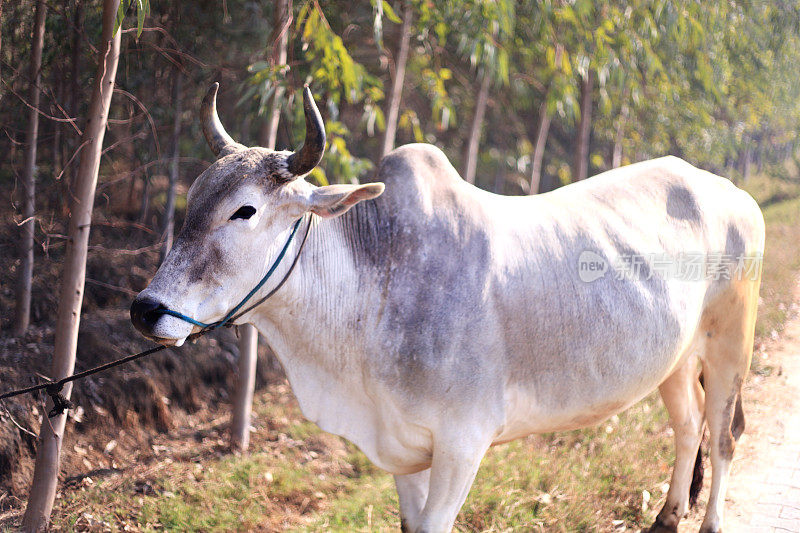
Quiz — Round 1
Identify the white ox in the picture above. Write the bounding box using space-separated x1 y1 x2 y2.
131 85 764 533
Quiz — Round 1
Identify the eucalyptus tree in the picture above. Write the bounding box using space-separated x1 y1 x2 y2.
245 0 384 185
609 1 800 178
232 0 292 454
236 0 391 450
512 1 576 193
22 0 127 527
13 0 47 336
381 0 411 156
451 0 513 184
550 0 622 181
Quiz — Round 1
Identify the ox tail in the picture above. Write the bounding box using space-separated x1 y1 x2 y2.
732 393 745 441
689 371 706 509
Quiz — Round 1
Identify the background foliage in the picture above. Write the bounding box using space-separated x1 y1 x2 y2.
4 0 800 205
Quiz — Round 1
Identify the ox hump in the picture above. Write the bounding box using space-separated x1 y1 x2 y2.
376 144 464 189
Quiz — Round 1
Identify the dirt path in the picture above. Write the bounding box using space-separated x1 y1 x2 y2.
682 297 800 532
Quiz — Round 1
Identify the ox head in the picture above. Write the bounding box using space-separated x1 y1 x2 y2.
130 83 384 345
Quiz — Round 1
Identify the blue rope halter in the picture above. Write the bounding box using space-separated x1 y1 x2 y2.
154 216 305 330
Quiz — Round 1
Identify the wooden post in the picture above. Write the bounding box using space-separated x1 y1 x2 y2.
231 325 259 451
21 0 120 529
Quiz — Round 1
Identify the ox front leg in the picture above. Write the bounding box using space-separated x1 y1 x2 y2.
407 436 491 533
395 469 431 532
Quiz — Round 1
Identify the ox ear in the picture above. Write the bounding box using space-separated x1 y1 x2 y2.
307 183 385 218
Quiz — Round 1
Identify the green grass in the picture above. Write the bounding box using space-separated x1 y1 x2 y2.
49 389 672 532
740 174 800 339
46 172 800 532
301 395 671 532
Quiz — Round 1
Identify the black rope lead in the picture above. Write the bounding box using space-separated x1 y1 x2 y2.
0 342 172 417
0 215 313 418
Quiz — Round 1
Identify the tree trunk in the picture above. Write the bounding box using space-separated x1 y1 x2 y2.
22 1 121 529
160 69 182 261
67 0 83 189
233 0 291 453
381 0 412 158
257 0 290 149
612 101 629 169
138 173 150 224
756 134 764 174
573 69 594 181
52 65 64 179
0 0 4 85
529 99 551 194
529 46 562 194
742 140 752 182
13 0 47 336
463 69 491 184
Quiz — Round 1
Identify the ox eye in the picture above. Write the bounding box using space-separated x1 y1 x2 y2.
230 205 257 220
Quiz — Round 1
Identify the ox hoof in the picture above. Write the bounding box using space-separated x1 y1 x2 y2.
400 521 430 533
645 517 678 533
400 519 421 533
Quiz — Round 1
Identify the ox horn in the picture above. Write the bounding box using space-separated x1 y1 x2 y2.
201 82 244 157
287 85 326 176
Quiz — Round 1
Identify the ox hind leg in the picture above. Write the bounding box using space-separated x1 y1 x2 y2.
649 352 706 532
698 278 759 533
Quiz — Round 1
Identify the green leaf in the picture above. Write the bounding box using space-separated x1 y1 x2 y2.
498 49 510 85
114 0 127 36
382 0 402 24
136 0 147 38
309 167 329 186
113 0 149 37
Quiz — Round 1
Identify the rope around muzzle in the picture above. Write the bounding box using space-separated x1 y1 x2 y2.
154 216 306 329
0 215 312 418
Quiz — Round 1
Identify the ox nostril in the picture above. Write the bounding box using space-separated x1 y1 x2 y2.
130 297 165 334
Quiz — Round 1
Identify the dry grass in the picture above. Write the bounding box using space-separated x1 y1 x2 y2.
39 388 671 532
